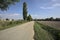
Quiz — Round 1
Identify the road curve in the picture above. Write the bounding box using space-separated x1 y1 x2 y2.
0 21 34 40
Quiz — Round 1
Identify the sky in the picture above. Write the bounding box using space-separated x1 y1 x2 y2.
0 0 60 19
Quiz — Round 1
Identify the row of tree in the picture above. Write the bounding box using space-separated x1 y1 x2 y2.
33 17 60 21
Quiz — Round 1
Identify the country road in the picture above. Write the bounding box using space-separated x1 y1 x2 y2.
0 21 34 40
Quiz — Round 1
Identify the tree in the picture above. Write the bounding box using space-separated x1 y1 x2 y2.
49 17 54 21
0 0 19 10
6 18 9 21
23 2 27 20
27 14 32 21
12 19 14 21
55 18 60 21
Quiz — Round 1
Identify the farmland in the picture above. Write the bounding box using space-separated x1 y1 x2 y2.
38 21 60 29
34 21 60 40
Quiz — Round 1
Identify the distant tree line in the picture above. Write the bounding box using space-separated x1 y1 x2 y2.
33 17 60 21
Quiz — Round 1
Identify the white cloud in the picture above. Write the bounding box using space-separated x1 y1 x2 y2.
52 0 57 1
40 6 53 9
52 0 60 4
31 14 40 19
0 13 20 16
13 14 20 16
40 0 60 9
53 3 60 7
9 13 20 16
52 0 60 2
40 3 60 9
0 13 22 19
0 14 2 15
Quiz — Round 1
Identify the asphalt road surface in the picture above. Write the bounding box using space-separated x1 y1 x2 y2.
0 21 34 40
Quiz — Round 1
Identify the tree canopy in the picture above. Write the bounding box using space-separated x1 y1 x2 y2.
27 14 32 21
23 2 27 20
0 0 19 10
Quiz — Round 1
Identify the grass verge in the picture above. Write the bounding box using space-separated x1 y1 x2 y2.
0 20 28 30
34 22 60 40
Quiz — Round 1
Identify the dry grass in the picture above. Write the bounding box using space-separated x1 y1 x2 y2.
0 20 27 30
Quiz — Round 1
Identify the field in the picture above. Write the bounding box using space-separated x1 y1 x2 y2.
34 21 60 40
38 21 60 29
0 20 27 30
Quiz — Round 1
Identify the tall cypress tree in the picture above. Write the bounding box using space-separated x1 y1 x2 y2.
23 2 27 20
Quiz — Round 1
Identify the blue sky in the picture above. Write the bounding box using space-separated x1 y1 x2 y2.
0 0 60 19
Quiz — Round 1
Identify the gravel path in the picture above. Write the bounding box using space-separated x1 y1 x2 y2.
0 21 34 40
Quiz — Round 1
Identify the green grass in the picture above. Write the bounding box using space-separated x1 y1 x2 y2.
0 20 28 30
34 22 60 40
